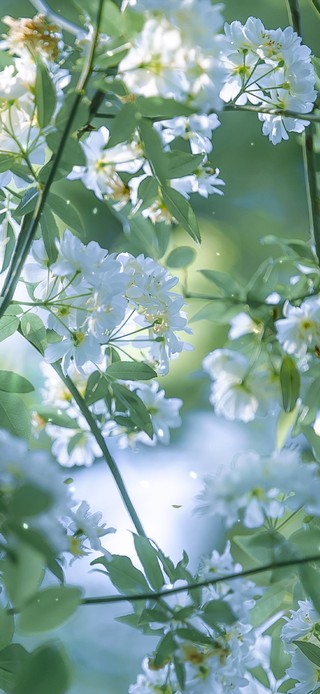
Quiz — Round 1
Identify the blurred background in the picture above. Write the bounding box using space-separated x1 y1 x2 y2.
2 0 319 691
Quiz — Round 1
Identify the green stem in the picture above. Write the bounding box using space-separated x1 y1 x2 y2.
0 0 104 320
224 103 320 122
286 0 320 263
51 362 147 537
81 552 320 605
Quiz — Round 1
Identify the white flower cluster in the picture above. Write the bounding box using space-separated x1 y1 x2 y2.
130 543 259 693
221 17 317 144
0 14 69 189
196 448 320 529
281 600 320 694
276 297 320 360
39 363 183 466
0 428 112 559
202 348 279 423
23 229 191 376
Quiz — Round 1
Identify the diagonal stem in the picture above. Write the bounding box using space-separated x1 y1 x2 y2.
0 0 104 320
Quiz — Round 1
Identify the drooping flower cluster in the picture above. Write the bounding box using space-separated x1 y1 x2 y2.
196 448 320 528
281 600 320 694
220 17 317 144
130 543 260 693
0 428 113 560
23 229 191 376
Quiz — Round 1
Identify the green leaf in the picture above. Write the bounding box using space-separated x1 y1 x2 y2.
139 117 169 183
3 541 44 608
0 314 19 342
85 371 108 406
108 103 139 146
202 599 235 627
106 361 157 381
299 563 320 613
18 586 82 634
0 607 14 650
269 620 290 679
166 246 196 269
248 666 270 689
9 524 63 582
280 355 300 413
112 383 154 438
20 313 47 355
36 406 77 429
100 0 125 36
175 626 213 646
0 391 31 440
13 644 71 694
0 644 29 691
246 258 278 303
46 131 86 167
10 484 53 518
0 370 34 393
199 269 242 297
133 175 158 214
91 554 150 594
136 97 194 120
138 608 170 625
55 92 89 133
40 205 59 263
153 631 178 668
13 186 39 218
0 220 15 274
250 584 288 628
276 406 299 450
0 153 17 173
48 193 84 233
161 186 200 242
166 151 204 179
35 55 56 128
293 640 320 667
133 534 164 591
191 300 241 324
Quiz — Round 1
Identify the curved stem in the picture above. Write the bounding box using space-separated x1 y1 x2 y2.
51 362 147 537
81 552 320 605
0 0 104 320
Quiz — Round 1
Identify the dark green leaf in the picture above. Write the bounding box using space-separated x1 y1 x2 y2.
112 383 153 438
85 371 108 406
0 608 14 650
138 608 170 625
106 361 157 381
166 246 196 269
173 657 186 690
166 151 204 179
161 186 200 242
293 640 320 667
35 407 77 429
13 644 71 694
175 626 213 646
0 370 34 393
139 118 169 183
46 131 86 167
3 541 44 608
40 205 59 263
48 193 84 232
13 187 39 218
153 631 177 668
0 220 15 273
0 153 17 173
20 314 47 355
35 55 56 128
136 97 194 120
0 644 29 691
133 534 164 591
299 563 320 613
108 103 139 146
18 586 82 634
202 599 235 627
280 355 300 413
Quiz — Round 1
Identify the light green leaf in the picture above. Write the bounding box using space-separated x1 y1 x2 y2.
0 370 34 393
18 586 82 634
112 383 154 438
13 186 39 218
46 131 86 167
166 246 196 269
3 541 44 608
41 205 59 263
13 644 71 694
91 554 150 594
136 97 194 120
166 151 204 179
35 55 56 129
133 534 164 591
108 103 139 146
0 314 19 342
0 220 15 274
161 186 200 242
100 0 126 36
0 391 31 440
191 300 241 324
153 631 178 668
10 484 53 518
48 193 84 232
36 406 77 429
139 118 169 183
276 406 299 451
106 361 157 381
199 269 242 296
20 313 47 355
85 371 108 406
0 644 29 691
280 355 300 413
0 153 17 172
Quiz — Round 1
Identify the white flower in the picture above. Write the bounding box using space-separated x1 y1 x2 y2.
228 313 260 340
275 297 320 359
156 113 220 154
286 648 320 694
45 329 103 375
196 448 320 528
281 600 319 649
46 418 103 467
51 229 108 282
67 500 114 552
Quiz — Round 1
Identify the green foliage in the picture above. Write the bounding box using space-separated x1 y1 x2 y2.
201 599 235 627
91 554 150 594
293 640 320 667
132 534 165 591
0 644 29 692
3 541 44 608
13 644 71 694
280 355 301 413
0 370 34 393
0 392 31 440
10 484 52 518
106 361 157 381
161 187 200 243
299 563 320 613
18 586 83 634
0 314 19 343
166 246 196 269
35 56 56 129
20 314 47 355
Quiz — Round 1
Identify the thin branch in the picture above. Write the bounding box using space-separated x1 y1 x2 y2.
28 0 85 37
286 0 320 264
311 0 320 14
52 363 147 537
82 552 320 606
0 0 104 320
224 103 320 122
